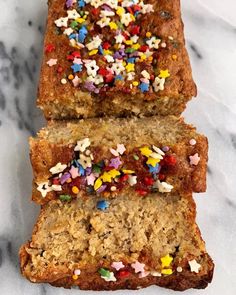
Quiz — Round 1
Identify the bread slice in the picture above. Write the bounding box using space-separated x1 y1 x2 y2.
38 0 196 119
29 116 208 205
19 192 214 291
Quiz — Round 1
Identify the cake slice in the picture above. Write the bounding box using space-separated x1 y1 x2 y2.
19 192 214 291
29 116 208 205
38 0 196 119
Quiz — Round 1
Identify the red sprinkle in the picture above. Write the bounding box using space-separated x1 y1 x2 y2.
45 44 55 53
164 155 177 166
140 45 149 52
130 25 140 35
117 270 130 279
72 51 81 58
136 189 148 196
158 173 166 181
103 42 111 50
105 73 114 83
67 55 74 61
91 8 100 16
98 68 110 76
120 175 129 182
52 178 60 185
144 177 154 186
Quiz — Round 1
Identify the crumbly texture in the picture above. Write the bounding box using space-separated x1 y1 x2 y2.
38 0 196 119
19 193 214 291
30 116 208 205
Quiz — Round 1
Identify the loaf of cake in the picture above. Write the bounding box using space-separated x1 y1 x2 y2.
38 0 196 119
29 116 207 205
20 192 214 291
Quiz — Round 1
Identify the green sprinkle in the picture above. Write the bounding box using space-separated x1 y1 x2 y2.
70 21 78 29
133 154 139 160
125 48 136 53
98 268 110 278
92 165 101 174
59 195 72 202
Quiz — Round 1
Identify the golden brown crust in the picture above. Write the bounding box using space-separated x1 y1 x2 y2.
38 0 197 119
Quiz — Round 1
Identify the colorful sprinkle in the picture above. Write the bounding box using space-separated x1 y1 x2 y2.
97 200 109 210
188 259 201 273
189 153 200 166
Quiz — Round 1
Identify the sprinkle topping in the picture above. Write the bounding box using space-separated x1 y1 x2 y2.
189 153 200 166
131 261 145 273
111 261 125 271
47 0 172 93
188 259 201 273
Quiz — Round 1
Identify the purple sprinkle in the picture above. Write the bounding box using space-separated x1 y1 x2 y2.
101 4 112 11
113 52 123 59
97 185 107 194
86 167 92 176
110 157 122 169
84 81 96 92
60 172 71 185
162 146 170 152
66 0 74 8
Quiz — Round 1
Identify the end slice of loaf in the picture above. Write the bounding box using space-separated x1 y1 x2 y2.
38 0 196 119
30 116 208 205
19 192 214 291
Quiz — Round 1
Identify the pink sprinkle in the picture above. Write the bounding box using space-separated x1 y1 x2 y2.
47 58 57 67
189 139 197 146
189 153 200 166
86 173 96 186
131 261 145 273
111 261 125 271
110 148 119 157
69 166 80 179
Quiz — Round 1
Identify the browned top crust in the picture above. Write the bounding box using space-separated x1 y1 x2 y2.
38 0 197 119
29 116 207 205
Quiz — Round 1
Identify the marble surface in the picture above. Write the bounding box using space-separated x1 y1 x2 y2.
0 0 236 294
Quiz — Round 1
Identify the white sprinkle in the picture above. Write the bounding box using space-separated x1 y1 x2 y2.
189 139 197 146
61 78 67 85
177 266 183 273
188 259 201 273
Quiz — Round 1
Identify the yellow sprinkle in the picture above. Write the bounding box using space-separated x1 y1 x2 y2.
161 269 173 275
114 44 121 50
159 70 170 79
146 32 152 38
172 54 177 60
133 81 139 86
94 178 102 190
140 147 152 157
108 169 121 178
109 22 118 30
147 56 153 62
116 7 125 16
132 44 140 50
122 169 135 174
76 18 85 24
72 275 78 280
68 74 74 80
89 49 98 56
161 255 173 268
83 15 87 19
140 54 146 61
126 63 135 72
131 14 135 21
122 61 127 66
125 40 133 45
101 172 113 183
146 157 160 167
72 186 79 194
103 49 112 55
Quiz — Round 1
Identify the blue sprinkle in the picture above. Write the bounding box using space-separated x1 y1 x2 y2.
69 33 77 40
139 82 149 92
78 0 85 7
78 26 88 43
148 164 161 174
127 57 135 64
79 165 85 176
98 45 104 55
97 200 109 211
71 63 83 73
115 74 123 81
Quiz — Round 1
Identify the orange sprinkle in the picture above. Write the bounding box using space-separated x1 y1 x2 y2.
172 54 177 61
68 74 74 80
72 186 79 194
72 275 78 280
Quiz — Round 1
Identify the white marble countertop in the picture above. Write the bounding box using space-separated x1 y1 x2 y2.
0 0 236 294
